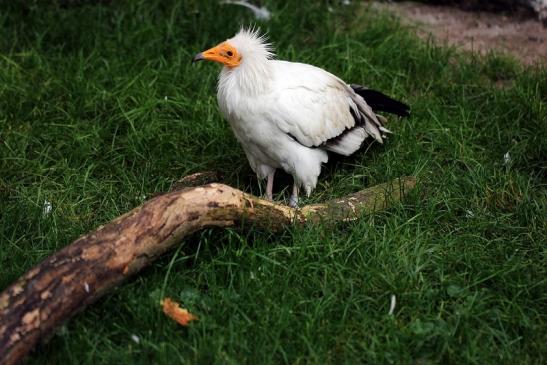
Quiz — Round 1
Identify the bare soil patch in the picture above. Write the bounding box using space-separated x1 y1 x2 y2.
376 1 546 65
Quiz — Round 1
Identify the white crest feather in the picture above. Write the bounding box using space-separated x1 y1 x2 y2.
229 26 275 61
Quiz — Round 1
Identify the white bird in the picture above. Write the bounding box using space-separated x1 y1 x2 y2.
193 28 409 207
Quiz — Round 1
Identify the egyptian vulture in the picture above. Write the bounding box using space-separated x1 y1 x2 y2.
193 28 409 207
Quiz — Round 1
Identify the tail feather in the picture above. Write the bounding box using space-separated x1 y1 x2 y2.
350 84 410 117
320 84 409 157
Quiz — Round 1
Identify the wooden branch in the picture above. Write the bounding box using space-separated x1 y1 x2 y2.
0 176 415 365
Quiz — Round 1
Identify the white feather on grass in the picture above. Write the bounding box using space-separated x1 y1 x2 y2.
388 294 396 315
220 0 271 20
43 200 52 217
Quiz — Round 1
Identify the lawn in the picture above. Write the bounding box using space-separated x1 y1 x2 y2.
0 0 546 363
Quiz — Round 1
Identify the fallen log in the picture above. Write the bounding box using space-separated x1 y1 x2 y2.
0 176 416 365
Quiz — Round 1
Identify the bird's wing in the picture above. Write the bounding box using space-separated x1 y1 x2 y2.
266 61 383 148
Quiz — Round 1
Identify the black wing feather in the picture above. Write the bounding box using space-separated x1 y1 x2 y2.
351 84 410 117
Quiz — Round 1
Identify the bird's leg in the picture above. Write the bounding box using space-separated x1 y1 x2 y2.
265 171 275 201
289 183 299 208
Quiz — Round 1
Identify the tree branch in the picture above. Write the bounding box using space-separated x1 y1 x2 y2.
0 176 415 365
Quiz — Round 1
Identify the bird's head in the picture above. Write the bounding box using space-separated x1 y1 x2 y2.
193 27 274 69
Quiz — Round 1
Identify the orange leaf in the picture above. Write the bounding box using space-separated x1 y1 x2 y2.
161 297 198 326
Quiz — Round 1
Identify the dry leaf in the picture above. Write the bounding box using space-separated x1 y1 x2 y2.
161 297 198 326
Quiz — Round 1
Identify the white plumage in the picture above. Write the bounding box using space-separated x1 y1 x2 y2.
193 28 408 206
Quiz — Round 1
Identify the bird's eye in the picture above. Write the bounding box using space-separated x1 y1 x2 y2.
226 51 233 57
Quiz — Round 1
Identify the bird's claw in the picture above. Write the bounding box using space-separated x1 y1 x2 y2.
288 195 299 208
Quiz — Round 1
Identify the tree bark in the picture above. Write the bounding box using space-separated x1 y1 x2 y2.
0 176 415 365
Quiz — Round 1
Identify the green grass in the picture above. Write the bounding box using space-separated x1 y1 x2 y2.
1 0 546 363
